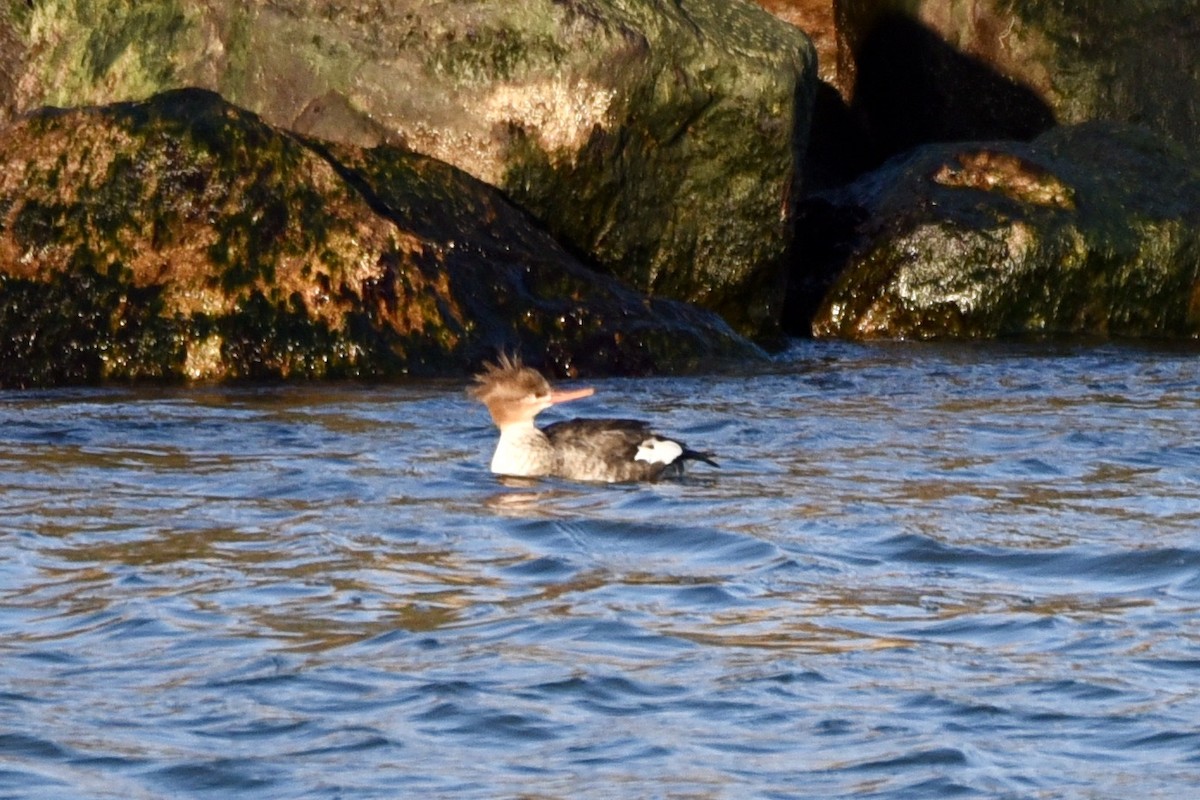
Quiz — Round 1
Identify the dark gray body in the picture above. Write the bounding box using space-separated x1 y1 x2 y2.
542 418 717 483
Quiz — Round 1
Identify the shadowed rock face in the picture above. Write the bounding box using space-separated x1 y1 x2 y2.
2 0 817 338
0 89 761 388
790 124 1200 340
757 1 1198 194
834 0 1199 160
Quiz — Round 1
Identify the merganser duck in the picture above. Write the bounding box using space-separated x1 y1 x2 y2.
470 354 717 482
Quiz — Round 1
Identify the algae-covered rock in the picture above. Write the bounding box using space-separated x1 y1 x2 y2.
3 0 817 338
0 89 760 387
749 1 840 88
794 124 1200 340
835 0 1199 164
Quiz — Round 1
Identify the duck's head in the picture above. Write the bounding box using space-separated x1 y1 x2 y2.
470 353 594 429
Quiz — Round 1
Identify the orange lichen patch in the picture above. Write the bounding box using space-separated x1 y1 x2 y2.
0 88 758 386
0 99 450 339
1188 281 1200 328
933 149 1075 210
361 245 462 341
0 123 124 193
750 0 839 85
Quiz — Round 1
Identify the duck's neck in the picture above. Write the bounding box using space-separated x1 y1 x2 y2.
491 422 557 477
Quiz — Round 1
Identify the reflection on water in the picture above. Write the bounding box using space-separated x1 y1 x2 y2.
2 342 1200 798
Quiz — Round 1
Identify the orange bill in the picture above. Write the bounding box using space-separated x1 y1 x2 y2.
549 387 595 405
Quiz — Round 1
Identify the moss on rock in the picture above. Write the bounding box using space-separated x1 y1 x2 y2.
799 123 1200 340
0 89 760 387
5 0 816 339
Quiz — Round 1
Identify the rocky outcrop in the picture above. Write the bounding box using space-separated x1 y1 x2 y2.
0 89 760 387
753 1 1198 193
749 1 839 88
792 124 1200 340
834 0 1198 168
3 0 817 338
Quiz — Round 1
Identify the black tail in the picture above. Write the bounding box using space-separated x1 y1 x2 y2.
682 448 719 468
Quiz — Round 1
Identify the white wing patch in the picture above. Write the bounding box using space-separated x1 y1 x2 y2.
635 437 683 465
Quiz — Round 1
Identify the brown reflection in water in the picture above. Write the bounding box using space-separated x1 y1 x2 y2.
647 579 1154 655
235 544 500 651
670 621 913 653
17 525 502 652
483 478 586 517
43 527 255 566
243 601 459 652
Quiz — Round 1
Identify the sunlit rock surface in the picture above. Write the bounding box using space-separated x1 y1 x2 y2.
794 124 1200 340
0 89 760 387
2 0 817 337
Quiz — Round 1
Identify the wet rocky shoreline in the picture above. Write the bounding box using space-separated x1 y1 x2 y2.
0 0 1196 386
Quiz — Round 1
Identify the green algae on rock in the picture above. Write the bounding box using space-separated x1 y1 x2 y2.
0 89 760 387
3 0 817 339
795 124 1200 340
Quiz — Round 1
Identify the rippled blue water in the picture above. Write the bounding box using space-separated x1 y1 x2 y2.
2 341 1199 798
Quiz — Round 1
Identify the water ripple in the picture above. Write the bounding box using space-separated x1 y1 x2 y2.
3 344 1200 797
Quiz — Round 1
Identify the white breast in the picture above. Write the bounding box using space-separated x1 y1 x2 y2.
491 425 555 477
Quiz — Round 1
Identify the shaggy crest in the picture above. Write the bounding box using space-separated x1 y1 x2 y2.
469 353 550 404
